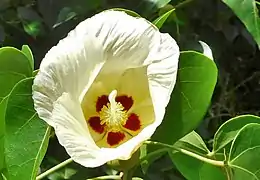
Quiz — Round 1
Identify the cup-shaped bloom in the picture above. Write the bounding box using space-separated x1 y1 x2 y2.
33 10 179 167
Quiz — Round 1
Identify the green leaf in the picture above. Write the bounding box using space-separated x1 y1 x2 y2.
170 152 226 180
21 45 34 70
152 51 218 144
0 47 32 100
153 9 174 29
0 46 32 179
53 7 77 28
170 131 226 180
139 145 168 174
33 70 39 77
174 131 210 155
222 0 260 48
23 21 43 38
228 123 260 180
17 6 45 37
213 115 260 154
0 98 8 176
5 78 50 180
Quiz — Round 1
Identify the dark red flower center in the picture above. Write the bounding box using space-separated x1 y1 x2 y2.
107 131 125 146
124 113 141 131
87 93 142 147
88 116 105 134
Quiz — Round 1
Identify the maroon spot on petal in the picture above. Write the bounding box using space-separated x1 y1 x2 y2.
124 113 141 131
88 116 105 134
107 131 125 146
96 95 109 112
115 95 133 111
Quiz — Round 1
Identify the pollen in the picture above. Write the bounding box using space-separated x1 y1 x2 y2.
99 90 128 129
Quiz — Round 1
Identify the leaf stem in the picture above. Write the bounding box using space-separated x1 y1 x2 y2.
87 175 122 180
36 158 73 180
145 141 224 167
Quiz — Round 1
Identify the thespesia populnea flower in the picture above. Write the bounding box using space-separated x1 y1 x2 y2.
32 10 180 167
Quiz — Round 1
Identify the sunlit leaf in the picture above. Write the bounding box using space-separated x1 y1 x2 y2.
170 152 226 180
170 131 225 180
0 46 32 179
0 98 7 177
228 123 260 179
17 6 45 37
0 47 32 101
213 115 260 154
21 45 34 70
5 78 50 180
23 21 43 38
153 9 174 29
174 131 210 155
152 51 218 144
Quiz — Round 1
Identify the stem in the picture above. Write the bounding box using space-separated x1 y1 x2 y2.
224 166 233 180
87 175 121 180
122 171 129 180
145 141 224 167
138 148 169 165
122 169 134 180
36 158 73 180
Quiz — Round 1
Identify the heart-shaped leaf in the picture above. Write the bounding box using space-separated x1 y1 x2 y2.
0 47 32 100
153 9 174 29
21 45 34 70
0 46 32 177
213 115 260 154
152 51 218 144
170 131 225 180
5 78 50 180
228 123 260 180
0 98 7 177
170 152 226 180
174 131 210 155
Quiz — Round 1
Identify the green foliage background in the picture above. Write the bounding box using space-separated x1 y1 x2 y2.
0 0 260 179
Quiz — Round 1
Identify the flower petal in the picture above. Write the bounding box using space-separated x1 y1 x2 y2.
52 93 109 167
33 10 158 126
33 10 180 166
116 66 152 108
80 11 161 92
33 32 104 126
147 33 180 127
199 40 213 60
100 33 180 161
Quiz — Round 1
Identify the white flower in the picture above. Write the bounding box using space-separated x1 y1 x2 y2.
32 10 179 167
